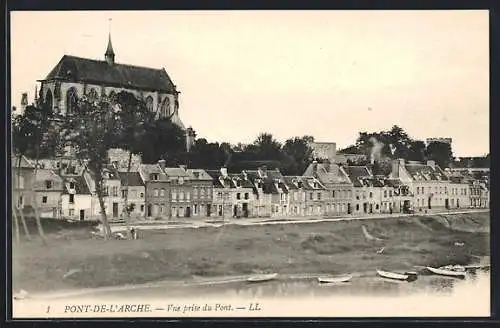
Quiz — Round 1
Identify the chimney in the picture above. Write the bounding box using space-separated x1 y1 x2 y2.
220 167 228 177
158 159 166 171
427 160 435 169
391 158 405 178
312 160 318 175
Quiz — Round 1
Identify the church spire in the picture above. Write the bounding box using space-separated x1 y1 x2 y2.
105 19 115 65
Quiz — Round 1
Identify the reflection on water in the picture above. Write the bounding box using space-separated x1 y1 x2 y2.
87 268 489 300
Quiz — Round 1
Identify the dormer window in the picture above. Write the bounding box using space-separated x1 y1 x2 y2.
150 173 159 181
69 182 75 189
45 180 53 189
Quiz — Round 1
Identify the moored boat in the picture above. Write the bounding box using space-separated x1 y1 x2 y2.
426 266 466 278
317 274 353 284
247 273 278 282
377 269 415 281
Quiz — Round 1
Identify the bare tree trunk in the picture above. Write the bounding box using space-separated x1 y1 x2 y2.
123 151 133 240
13 206 20 245
32 147 47 244
17 155 31 240
95 173 112 239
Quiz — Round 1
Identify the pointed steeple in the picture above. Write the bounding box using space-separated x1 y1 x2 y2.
105 33 115 66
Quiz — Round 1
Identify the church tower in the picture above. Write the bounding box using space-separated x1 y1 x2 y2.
105 33 115 66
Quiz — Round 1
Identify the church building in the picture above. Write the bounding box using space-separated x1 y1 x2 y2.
36 33 195 149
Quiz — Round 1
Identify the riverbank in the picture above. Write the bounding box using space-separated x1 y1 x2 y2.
12 211 490 294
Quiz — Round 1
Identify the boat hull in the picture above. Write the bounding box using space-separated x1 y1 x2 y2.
376 270 410 281
247 273 278 282
426 266 466 278
318 275 353 283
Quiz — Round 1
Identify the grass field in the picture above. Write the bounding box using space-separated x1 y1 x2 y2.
12 212 490 293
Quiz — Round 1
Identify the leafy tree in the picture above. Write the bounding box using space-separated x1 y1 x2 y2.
282 135 314 175
425 141 454 169
387 125 412 159
251 133 283 160
408 140 426 162
140 118 187 164
12 98 60 243
61 95 124 239
113 91 155 238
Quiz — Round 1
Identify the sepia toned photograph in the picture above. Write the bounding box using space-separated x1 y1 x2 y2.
10 10 490 318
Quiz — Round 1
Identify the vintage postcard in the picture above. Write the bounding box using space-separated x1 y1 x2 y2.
10 10 490 319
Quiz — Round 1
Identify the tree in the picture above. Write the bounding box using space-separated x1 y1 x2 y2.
408 140 426 162
140 118 187 164
12 98 60 244
61 95 124 239
282 135 314 175
114 91 155 239
425 141 454 169
252 133 283 160
387 125 412 159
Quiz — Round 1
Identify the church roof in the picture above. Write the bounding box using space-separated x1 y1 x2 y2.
41 55 177 93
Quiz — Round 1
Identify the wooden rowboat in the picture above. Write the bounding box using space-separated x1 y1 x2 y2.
377 269 415 281
426 266 466 278
247 273 278 282
318 274 353 284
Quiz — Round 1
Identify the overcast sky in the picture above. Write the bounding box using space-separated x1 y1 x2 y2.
10 10 489 157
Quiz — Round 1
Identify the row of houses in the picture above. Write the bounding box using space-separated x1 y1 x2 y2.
12 155 490 222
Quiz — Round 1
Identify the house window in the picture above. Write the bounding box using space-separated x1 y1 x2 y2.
69 209 74 216
179 191 184 200
18 196 23 206
140 204 144 212
244 193 249 200
69 194 75 204
186 192 191 201
112 186 118 197
69 181 75 189
200 188 206 197
42 196 48 204
171 190 176 201
356 204 359 211
332 190 336 198
45 180 53 189
369 192 373 198
140 192 144 198
122 190 127 198
384 190 387 198
160 188 165 197
237 193 241 200
153 189 159 197
160 204 165 213
309 192 313 200
150 173 159 181
389 190 393 197
194 204 198 214
317 192 321 200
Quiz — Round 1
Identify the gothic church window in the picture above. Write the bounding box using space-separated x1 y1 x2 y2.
146 96 154 111
66 87 78 114
160 96 170 118
88 88 98 102
45 89 53 112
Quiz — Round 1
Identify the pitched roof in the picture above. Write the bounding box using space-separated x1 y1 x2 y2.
164 167 191 178
62 175 91 195
345 166 373 187
405 163 449 181
118 172 145 186
228 173 255 188
34 169 65 190
205 170 235 188
42 55 176 93
303 163 352 185
187 169 213 181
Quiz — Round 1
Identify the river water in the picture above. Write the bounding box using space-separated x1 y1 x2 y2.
14 269 490 317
